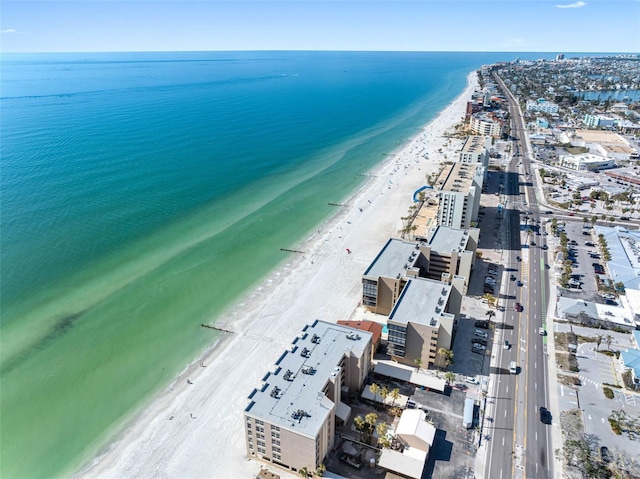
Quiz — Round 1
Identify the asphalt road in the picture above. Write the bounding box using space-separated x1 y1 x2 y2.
483 71 554 479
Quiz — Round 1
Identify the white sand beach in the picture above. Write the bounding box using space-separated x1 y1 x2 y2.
77 72 478 479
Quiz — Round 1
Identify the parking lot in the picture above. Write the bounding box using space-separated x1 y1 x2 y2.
411 388 476 479
549 219 612 303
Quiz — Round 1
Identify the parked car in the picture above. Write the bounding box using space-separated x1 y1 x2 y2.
600 446 612 463
475 330 488 338
340 453 363 469
465 376 478 384
515 302 523 312
475 321 489 329
539 328 546 336
517 280 523 287
503 340 510 350
472 338 487 346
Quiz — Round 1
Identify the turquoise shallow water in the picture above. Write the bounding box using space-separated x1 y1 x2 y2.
1 51 555 478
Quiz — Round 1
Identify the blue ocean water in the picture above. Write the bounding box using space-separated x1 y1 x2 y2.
1 51 554 478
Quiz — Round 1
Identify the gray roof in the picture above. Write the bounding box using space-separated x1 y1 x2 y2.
245 320 371 437
428 226 469 253
363 238 419 280
388 278 452 327
557 297 599 319
594 225 640 290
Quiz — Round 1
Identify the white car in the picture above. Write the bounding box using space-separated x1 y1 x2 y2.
465 376 478 384
475 330 489 338
539 328 546 336
472 343 486 350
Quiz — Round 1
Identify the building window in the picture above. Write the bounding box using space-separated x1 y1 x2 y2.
272 425 280 432
256 426 265 433
257 447 265 454
271 431 280 438
248 443 254 449
273 446 281 453
257 433 264 440
255 420 264 426
272 439 280 446
273 453 281 460
257 440 266 447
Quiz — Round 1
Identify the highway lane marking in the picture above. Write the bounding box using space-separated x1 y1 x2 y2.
505 409 507 417
535 382 537 390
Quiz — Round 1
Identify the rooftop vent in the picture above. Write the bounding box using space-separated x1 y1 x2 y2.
270 386 282 399
300 347 311 358
430 317 438 327
396 273 401 279
283 370 295 381
291 409 311 422
301 366 317 375
441 288 448 295
311 334 321 344
346 332 361 341
437 297 444 306
435 307 442 314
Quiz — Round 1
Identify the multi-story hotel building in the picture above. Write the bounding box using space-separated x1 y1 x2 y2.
459 135 491 167
526 99 559 114
435 163 484 230
386 277 455 367
244 320 372 473
469 112 503 138
362 225 478 316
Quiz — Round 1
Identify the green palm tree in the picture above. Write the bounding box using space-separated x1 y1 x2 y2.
486 310 496 321
445 371 456 384
380 385 390 406
369 383 380 404
390 388 400 407
414 357 423 371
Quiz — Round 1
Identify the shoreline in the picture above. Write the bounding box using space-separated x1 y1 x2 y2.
75 70 479 479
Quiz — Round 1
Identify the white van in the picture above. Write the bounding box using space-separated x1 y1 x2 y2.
509 361 517 374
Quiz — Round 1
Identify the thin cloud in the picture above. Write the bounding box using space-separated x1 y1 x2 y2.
555 1 587 8
1 28 17 34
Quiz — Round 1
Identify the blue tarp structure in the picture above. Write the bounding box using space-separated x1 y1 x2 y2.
413 185 432 202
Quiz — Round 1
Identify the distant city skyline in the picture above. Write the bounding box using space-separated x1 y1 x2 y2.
2 0 639 54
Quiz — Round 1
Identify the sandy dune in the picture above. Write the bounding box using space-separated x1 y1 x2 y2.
77 72 478 479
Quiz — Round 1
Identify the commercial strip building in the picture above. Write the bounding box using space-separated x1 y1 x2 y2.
244 320 372 473
558 153 616 172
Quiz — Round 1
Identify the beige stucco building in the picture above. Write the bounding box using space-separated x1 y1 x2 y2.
362 226 478 317
386 277 457 367
244 321 371 473
469 112 503 138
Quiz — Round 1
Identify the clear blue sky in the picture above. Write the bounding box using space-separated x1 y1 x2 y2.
2 1 639 53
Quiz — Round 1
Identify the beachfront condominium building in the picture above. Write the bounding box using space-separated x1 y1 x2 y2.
435 163 484 230
362 225 479 316
460 135 491 167
244 320 372 473
386 277 455 368
469 112 503 138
